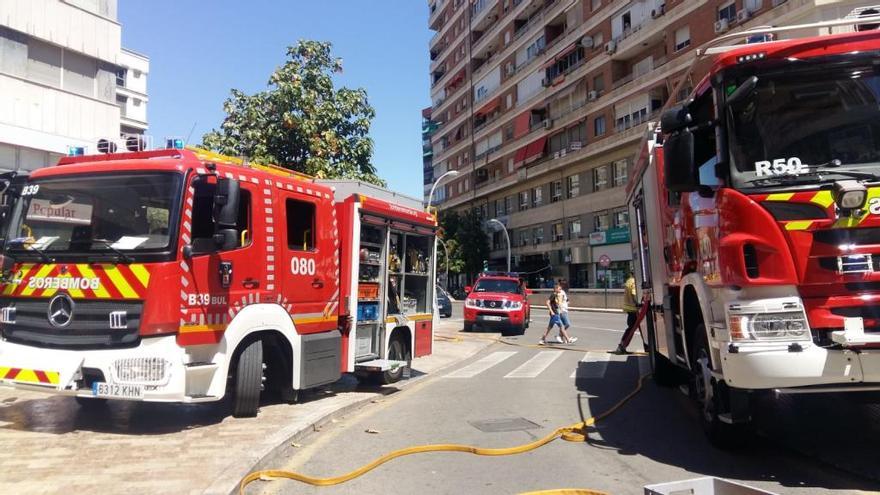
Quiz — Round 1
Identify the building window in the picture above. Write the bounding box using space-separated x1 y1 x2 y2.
569 219 582 239
526 35 546 61
519 191 529 210
567 174 580 198
674 26 691 52
594 212 610 231
552 223 564 242
533 226 544 244
593 74 605 93
519 230 529 247
532 187 543 207
116 68 127 86
718 1 736 22
613 159 628 187
594 115 606 136
593 166 608 191
614 208 629 228
551 181 562 202
495 198 505 216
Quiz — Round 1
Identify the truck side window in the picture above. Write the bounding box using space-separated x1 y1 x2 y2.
190 180 252 253
286 199 315 251
690 89 719 186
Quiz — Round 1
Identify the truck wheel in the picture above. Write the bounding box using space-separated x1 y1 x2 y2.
232 339 263 418
648 319 678 387
75 396 108 409
692 326 747 448
382 338 409 384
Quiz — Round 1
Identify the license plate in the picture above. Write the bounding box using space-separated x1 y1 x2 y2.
91 382 144 400
481 315 504 321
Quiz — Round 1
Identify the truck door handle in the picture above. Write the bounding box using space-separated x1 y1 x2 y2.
242 278 259 289
312 278 324 289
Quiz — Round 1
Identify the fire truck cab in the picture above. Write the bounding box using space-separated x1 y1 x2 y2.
628 26 880 445
0 146 437 417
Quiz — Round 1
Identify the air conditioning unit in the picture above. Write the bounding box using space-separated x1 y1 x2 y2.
476 168 488 179
604 40 617 55
506 64 515 76
553 151 561 159
543 119 553 129
560 148 567 157
580 36 594 48
588 90 598 101
737 9 751 23
651 8 658 18
714 18 730 33
570 141 583 150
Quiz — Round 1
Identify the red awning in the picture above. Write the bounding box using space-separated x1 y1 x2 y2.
475 97 500 116
514 145 529 164
543 42 578 68
445 70 465 89
524 137 547 164
513 111 531 139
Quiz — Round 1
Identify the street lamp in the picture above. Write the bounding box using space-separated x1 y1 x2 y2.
427 169 460 211
487 218 511 273
437 237 450 289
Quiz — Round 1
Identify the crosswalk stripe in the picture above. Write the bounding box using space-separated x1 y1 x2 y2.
570 352 611 379
504 351 564 378
445 351 517 378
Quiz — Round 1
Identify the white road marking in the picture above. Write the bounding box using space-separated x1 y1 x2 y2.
504 351 564 378
445 351 517 378
571 352 611 379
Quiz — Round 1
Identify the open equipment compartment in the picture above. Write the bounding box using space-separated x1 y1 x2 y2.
355 221 386 362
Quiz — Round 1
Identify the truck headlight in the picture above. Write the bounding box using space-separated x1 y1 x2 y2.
504 300 522 310
729 312 809 341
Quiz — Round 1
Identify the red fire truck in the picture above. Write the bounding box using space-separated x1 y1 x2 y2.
0 145 437 417
628 20 880 445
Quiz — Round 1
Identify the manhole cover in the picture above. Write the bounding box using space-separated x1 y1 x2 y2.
468 417 541 433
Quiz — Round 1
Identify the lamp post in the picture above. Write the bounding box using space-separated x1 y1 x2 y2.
437 237 450 289
426 169 460 211
487 218 511 273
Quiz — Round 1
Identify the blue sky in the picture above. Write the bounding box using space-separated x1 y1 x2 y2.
120 1 431 199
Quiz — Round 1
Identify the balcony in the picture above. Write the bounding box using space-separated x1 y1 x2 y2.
610 0 706 61
471 0 499 31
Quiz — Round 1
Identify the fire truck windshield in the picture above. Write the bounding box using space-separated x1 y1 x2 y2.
727 55 880 189
5 173 182 259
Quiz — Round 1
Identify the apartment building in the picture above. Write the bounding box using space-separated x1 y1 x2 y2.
426 0 876 288
423 107 441 205
0 0 149 172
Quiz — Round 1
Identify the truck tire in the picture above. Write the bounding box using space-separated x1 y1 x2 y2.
648 319 678 387
382 338 409 384
691 325 748 448
75 396 108 409
233 339 263 418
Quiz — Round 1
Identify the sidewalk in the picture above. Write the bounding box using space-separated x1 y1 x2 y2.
0 320 491 495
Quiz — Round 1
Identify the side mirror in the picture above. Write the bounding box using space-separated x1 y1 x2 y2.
464 285 472 294
663 129 699 192
660 104 691 133
213 228 239 251
213 178 240 228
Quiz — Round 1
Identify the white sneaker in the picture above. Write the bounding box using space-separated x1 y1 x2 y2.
567 337 578 344
555 336 565 344
538 339 546 345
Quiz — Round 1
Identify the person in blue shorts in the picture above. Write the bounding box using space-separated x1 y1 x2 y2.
539 284 577 345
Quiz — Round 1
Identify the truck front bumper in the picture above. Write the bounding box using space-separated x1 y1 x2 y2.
721 343 880 391
0 336 221 403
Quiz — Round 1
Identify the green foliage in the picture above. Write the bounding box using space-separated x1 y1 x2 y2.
202 40 384 185
439 210 490 280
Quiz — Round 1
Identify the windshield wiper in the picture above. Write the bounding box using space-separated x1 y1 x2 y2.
90 239 134 263
7 239 54 263
747 160 880 186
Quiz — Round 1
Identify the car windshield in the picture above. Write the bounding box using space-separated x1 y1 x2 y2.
727 54 880 189
6 173 182 256
473 279 520 294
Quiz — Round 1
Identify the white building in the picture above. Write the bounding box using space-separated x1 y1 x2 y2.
0 0 149 172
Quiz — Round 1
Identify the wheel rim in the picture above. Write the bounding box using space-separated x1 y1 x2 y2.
694 348 715 423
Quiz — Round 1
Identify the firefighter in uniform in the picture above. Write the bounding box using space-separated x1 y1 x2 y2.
614 272 641 354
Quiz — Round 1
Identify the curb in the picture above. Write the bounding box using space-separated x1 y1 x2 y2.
452 301 622 314
208 328 494 495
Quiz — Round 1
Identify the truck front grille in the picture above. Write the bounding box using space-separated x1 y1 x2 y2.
0 298 142 350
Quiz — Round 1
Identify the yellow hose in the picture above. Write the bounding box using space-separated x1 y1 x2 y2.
239 372 649 494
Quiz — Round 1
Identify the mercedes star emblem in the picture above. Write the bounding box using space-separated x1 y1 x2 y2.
47 294 74 328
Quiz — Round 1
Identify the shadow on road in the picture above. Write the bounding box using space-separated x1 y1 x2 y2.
573 356 880 492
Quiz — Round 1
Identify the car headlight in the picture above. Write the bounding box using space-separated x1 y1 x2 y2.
728 311 809 341
504 300 522 310
465 299 478 308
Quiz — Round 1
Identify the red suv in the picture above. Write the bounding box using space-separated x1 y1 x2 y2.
463 274 531 336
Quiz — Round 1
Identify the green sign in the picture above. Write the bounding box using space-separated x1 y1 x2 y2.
588 227 630 246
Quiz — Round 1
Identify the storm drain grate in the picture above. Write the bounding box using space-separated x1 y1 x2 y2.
468 417 542 433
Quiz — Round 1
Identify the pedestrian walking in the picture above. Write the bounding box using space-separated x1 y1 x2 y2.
614 271 641 354
556 282 575 344
539 284 577 345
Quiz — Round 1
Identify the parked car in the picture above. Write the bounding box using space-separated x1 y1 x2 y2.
436 286 452 318
463 273 530 336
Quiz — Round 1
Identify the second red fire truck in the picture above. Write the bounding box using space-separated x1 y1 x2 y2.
628 20 880 445
0 145 437 417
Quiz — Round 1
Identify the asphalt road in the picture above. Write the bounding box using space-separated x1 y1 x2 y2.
253 304 880 495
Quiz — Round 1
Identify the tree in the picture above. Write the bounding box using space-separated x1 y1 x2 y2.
439 210 490 283
202 40 384 185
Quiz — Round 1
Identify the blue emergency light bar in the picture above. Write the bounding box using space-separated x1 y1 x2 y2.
67 146 86 157
166 138 185 150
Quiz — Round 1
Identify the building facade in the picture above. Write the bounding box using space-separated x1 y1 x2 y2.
422 107 441 205
426 0 877 288
0 0 149 172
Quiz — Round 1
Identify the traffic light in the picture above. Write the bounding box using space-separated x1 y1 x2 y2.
482 260 489 272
